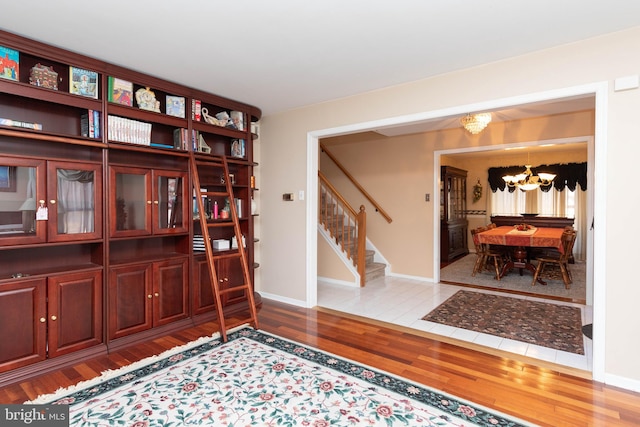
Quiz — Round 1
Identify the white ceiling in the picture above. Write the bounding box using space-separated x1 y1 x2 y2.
1 1 639 120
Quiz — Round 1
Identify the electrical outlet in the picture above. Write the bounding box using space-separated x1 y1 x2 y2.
425 193 430 202
282 193 294 201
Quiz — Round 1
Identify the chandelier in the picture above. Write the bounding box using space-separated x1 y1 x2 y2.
460 113 491 134
502 154 556 191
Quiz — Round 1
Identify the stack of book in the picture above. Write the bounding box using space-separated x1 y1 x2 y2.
193 235 205 252
108 115 151 145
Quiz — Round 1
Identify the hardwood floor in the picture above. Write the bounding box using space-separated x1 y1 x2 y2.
2 299 640 426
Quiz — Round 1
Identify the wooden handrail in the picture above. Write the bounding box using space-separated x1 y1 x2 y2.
319 171 367 286
320 142 392 223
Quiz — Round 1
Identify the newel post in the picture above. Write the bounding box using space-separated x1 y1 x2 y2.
357 205 366 287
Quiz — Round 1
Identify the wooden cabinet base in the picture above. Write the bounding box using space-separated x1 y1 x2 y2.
0 344 108 389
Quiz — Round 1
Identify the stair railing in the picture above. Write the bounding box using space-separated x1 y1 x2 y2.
320 142 392 223
319 171 367 286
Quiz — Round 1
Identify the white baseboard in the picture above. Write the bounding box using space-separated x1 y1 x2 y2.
604 373 640 393
260 292 308 308
387 271 436 283
317 276 359 288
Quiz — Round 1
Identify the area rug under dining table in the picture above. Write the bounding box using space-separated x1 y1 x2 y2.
422 290 585 354
27 327 535 426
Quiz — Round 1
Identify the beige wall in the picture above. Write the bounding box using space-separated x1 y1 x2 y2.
258 27 640 389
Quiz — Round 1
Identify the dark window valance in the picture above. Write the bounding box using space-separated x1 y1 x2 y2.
488 162 587 193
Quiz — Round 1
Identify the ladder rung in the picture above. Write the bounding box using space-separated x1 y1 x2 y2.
218 284 250 295
213 252 242 260
201 221 235 228
223 318 258 332
199 191 229 197
195 158 224 166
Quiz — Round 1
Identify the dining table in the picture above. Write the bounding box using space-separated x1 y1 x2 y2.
476 225 565 285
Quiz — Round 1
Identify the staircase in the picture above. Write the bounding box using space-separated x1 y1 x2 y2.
319 173 386 284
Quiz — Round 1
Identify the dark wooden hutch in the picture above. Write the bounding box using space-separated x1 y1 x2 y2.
440 166 468 262
0 30 261 386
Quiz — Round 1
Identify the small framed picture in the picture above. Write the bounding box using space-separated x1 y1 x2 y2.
108 76 133 106
166 95 185 118
69 66 98 98
230 139 245 158
0 45 19 81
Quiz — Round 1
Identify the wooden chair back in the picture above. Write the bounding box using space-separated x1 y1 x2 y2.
559 229 577 263
471 226 487 253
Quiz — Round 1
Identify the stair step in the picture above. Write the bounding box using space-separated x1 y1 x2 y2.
365 249 375 265
365 262 386 282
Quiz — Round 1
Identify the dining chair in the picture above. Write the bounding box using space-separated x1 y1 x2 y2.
530 228 577 288
471 226 503 280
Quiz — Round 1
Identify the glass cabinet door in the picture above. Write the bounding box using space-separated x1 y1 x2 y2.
152 170 188 234
47 161 102 242
110 166 152 237
0 157 46 246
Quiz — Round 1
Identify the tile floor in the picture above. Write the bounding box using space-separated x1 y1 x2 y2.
317 275 593 372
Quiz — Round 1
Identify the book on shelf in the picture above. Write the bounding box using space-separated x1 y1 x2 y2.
150 142 175 149
80 110 101 139
0 45 19 81
173 128 188 150
192 99 201 121
0 117 42 131
69 67 99 99
166 95 185 118
107 77 133 106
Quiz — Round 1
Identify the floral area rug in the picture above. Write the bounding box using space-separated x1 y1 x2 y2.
28 327 535 426
422 290 585 354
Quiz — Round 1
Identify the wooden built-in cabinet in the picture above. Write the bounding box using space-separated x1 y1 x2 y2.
0 29 261 385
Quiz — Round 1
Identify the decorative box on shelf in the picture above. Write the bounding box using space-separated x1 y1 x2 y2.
212 239 230 250
29 63 58 90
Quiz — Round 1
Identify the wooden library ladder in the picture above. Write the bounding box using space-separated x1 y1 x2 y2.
189 153 259 342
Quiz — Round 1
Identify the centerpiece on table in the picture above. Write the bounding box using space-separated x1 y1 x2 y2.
509 223 537 235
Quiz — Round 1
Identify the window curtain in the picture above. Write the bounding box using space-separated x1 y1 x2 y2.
57 169 94 234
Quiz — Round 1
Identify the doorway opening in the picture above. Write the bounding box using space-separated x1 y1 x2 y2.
310 83 607 381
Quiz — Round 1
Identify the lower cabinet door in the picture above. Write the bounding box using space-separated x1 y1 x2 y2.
0 279 47 373
48 270 103 358
217 257 248 306
153 258 189 327
193 256 216 315
109 258 188 340
109 263 153 340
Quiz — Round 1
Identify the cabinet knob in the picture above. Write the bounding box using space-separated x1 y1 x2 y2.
39 200 45 205
147 200 152 205
50 199 56 204
224 278 229 282
153 200 159 205
148 294 153 299
50 315 57 321
154 292 159 297
40 317 46 323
